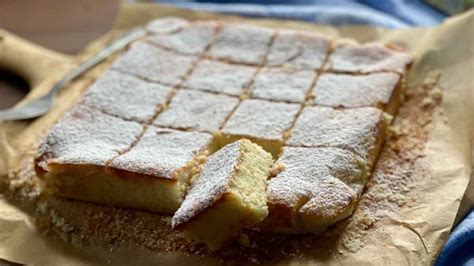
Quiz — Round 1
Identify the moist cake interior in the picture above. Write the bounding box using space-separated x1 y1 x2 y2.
33 17 412 249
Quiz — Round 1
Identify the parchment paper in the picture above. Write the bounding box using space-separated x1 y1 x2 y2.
0 3 472 265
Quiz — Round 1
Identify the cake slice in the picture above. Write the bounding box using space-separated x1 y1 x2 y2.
172 139 273 249
111 42 197 86
146 21 217 56
184 59 256 96
286 106 388 167
154 90 239 132
80 70 173 123
267 30 331 70
262 147 367 234
310 72 403 115
250 67 315 103
326 40 412 74
219 99 300 157
208 24 274 65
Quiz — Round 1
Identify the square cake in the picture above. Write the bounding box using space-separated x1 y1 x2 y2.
220 99 300 157
286 106 388 166
172 139 273 249
185 60 256 96
154 89 239 132
80 70 173 123
250 67 316 103
311 72 403 115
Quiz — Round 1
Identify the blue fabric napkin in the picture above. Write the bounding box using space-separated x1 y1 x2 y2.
153 1 471 264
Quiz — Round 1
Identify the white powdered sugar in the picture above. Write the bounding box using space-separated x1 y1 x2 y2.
36 104 143 167
146 17 189 35
147 21 217 56
185 59 256 96
222 99 300 141
172 141 241 227
327 40 412 73
286 106 383 162
110 127 212 179
154 90 239 132
208 24 274 65
311 72 401 109
250 67 316 103
81 70 173 123
111 42 197 86
267 30 331 70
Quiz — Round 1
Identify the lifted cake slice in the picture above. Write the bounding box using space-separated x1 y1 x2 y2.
262 147 367 234
172 139 273 250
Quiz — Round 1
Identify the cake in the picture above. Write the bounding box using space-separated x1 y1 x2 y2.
267 30 331 70
154 89 239 132
80 70 173 123
35 106 214 214
219 99 300 157
250 67 316 103
286 106 388 167
310 72 403 115
111 42 197 86
208 23 274 65
262 147 367 234
172 139 273 249
326 40 412 74
184 59 256 96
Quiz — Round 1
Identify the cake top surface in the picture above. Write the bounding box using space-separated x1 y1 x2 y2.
111 42 197 86
267 146 360 217
154 89 239 132
110 127 213 179
146 21 217 56
267 30 331 70
208 23 274 65
36 104 143 167
172 140 243 227
327 40 412 73
311 72 401 109
185 59 256 96
250 67 316 103
146 17 189 35
81 70 173 123
222 99 300 141
286 106 383 161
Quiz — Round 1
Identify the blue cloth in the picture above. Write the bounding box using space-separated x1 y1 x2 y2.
153 1 472 265
154 0 445 28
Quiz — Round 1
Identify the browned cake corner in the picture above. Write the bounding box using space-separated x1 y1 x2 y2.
172 139 273 249
310 72 403 115
262 146 367 234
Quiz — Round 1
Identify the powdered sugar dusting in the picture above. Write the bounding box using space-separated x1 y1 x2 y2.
208 24 274 65
327 40 412 73
250 67 315 103
146 17 189 35
223 99 300 141
185 60 256 96
172 141 241 227
110 127 212 179
147 21 217 56
111 42 197 86
154 90 239 132
311 72 400 109
36 104 143 167
286 106 383 163
267 30 331 70
81 70 173 123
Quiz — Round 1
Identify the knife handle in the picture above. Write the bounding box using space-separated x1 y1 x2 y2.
0 29 71 87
